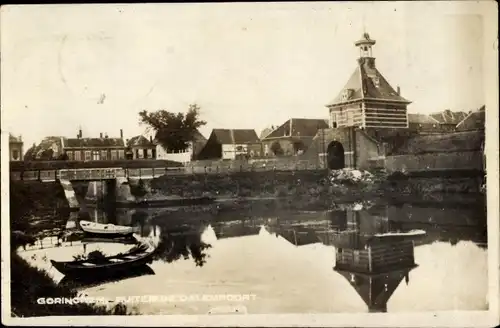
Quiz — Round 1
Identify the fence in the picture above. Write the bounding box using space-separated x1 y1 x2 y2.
184 157 325 175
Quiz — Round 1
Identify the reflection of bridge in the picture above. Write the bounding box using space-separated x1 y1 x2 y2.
10 160 184 209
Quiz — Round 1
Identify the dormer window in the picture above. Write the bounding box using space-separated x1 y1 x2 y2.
341 89 353 102
372 76 380 87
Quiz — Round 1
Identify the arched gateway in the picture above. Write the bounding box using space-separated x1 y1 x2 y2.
327 141 345 170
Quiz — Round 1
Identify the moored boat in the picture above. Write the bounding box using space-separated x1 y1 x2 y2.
50 241 157 277
79 220 137 238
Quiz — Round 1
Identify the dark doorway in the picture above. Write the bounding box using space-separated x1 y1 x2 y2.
327 141 345 170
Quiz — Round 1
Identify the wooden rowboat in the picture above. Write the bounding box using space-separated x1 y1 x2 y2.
79 220 137 238
50 242 157 277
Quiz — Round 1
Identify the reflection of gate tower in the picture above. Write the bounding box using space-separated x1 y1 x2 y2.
318 208 418 313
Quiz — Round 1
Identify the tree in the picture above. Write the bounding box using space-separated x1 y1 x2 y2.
138 104 207 153
270 141 284 156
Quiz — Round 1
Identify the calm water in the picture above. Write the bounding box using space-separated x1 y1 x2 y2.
19 200 488 314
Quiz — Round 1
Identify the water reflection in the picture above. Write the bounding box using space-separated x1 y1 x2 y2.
19 200 487 313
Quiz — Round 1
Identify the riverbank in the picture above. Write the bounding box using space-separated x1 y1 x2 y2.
9 169 485 213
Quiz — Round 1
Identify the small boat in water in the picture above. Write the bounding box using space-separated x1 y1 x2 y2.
50 242 157 277
79 220 137 238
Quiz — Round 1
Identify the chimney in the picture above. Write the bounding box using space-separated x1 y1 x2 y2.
100 132 103 138
149 136 153 143
397 86 401 95
120 129 123 139
105 133 108 138
79 129 82 138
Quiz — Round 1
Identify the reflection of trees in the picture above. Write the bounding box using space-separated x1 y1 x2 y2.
154 231 212 267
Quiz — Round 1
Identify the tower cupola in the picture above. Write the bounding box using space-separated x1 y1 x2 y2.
355 33 376 58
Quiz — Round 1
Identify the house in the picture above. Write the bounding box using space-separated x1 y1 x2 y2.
261 118 329 156
9 134 24 161
197 129 261 160
455 105 485 131
407 113 442 134
63 129 127 161
126 135 157 159
429 109 469 127
155 129 207 163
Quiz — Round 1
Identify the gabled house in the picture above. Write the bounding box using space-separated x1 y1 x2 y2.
63 129 127 161
197 129 261 160
407 113 441 134
261 118 329 156
155 129 207 163
127 135 157 159
455 105 485 131
429 109 469 127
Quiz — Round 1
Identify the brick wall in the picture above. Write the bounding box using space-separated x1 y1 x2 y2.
385 151 484 173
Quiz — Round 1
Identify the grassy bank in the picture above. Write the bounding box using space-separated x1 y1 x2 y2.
10 251 133 317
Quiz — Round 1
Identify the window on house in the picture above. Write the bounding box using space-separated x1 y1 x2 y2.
92 150 100 161
101 150 108 160
110 150 118 160
74 151 81 161
142 149 148 158
137 149 144 159
118 150 125 159
11 150 19 160
67 151 74 160
147 149 153 158
84 151 91 161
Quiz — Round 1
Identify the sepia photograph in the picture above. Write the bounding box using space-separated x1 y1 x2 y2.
1 2 498 327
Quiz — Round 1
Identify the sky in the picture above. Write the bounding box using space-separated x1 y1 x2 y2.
0 2 494 148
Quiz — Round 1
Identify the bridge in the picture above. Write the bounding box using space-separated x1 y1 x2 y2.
9 159 185 181
9 160 186 209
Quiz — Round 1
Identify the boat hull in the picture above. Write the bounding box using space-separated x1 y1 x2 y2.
79 220 136 237
116 196 216 208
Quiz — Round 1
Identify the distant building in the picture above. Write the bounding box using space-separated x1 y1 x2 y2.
155 129 207 163
8 134 24 161
261 118 329 156
455 105 485 131
197 129 261 160
23 136 64 160
63 129 127 161
126 135 157 159
429 109 469 127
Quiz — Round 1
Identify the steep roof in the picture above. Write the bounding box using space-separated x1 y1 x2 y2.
263 118 329 139
63 137 125 148
429 109 469 125
327 57 410 106
335 268 413 312
408 113 440 125
211 129 260 144
455 105 485 131
127 135 155 147
9 134 23 143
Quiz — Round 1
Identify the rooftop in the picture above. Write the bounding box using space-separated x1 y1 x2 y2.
211 129 260 144
263 118 329 140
